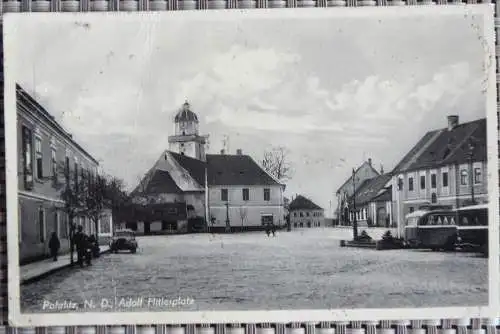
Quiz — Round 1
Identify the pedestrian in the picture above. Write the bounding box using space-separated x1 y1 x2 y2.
48 232 60 262
271 224 276 237
85 235 94 266
265 224 271 237
73 225 86 268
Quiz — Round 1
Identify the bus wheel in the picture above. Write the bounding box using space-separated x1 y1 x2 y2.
431 248 439 252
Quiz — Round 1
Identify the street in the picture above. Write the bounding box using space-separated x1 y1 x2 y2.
21 228 488 313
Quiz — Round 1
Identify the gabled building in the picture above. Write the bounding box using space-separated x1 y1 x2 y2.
335 158 380 226
348 173 393 228
128 102 286 233
16 84 112 263
390 115 487 237
288 195 325 228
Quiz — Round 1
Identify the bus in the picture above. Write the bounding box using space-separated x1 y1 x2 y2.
404 204 488 253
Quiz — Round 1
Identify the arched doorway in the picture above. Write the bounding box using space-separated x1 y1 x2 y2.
307 221 311 228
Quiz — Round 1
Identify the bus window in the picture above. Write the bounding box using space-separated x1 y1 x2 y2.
461 217 469 226
437 217 442 225
443 217 449 225
450 217 456 225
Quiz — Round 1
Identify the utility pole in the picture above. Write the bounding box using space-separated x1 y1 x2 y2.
352 168 358 240
225 201 231 233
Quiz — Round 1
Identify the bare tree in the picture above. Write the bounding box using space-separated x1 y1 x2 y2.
81 173 107 241
57 161 86 265
262 146 293 182
103 175 129 233
239 206 248 228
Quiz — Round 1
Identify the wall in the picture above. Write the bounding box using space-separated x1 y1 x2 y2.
208 185 284 227
290 209 325 228
19 196 70 264
392 161 488 236
335 162 379 224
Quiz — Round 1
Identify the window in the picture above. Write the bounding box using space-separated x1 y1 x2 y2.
65 156 70 182
409 207 414 213
442 171 449 187
221 188 228 201
60 213 68 238
51 148 57 182
300 212 303 217
460 169 468 185
38 209 45 243
35 136 43 179
264 188 270 201
474 168 482 184
293 212 297 217
397 177 404 191
408 177 414 191
420 175 426 190
306 212 310 217
74 162 79 189
431 174 437 189
21 126 34 189
242 188 249 201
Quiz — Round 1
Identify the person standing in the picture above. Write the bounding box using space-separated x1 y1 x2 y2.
73 225 86 268
48 232 60 261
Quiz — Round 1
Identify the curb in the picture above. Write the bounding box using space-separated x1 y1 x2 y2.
21 248 111 285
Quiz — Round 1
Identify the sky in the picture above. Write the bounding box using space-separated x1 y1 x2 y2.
9 10 490 216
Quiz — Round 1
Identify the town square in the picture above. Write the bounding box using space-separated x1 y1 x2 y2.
3 7 496 318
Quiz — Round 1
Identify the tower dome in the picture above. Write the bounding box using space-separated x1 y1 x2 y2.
175 101 198 123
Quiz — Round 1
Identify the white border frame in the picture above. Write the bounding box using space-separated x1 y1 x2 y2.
3 5 499 327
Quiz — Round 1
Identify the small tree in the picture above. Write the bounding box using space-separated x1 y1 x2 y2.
57 162 86 265
239 206 248 228
103 176 129 234
81 173 109 242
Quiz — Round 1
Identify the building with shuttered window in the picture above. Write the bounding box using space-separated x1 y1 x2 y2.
16 84 112 263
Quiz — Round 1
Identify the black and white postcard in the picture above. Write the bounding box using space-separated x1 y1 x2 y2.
3 5 499 327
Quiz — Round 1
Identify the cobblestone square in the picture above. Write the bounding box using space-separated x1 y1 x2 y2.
21 228 488 313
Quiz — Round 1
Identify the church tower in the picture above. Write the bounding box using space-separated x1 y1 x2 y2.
168 101 208 161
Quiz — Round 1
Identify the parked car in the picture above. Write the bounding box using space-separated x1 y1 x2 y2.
110 229 138 254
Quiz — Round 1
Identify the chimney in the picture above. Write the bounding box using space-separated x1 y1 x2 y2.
220 149 225 155
368 158 372 166
236 149 242 155
447 115 459 131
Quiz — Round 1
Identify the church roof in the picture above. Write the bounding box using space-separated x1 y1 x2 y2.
174 102 199 123
132 150 282 197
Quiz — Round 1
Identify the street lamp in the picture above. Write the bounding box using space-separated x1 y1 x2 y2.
352 168 358 240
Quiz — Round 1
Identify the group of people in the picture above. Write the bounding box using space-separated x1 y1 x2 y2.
47 225 99 268
265 223 277 237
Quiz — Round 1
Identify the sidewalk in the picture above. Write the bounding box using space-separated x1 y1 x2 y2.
21 245 110 285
